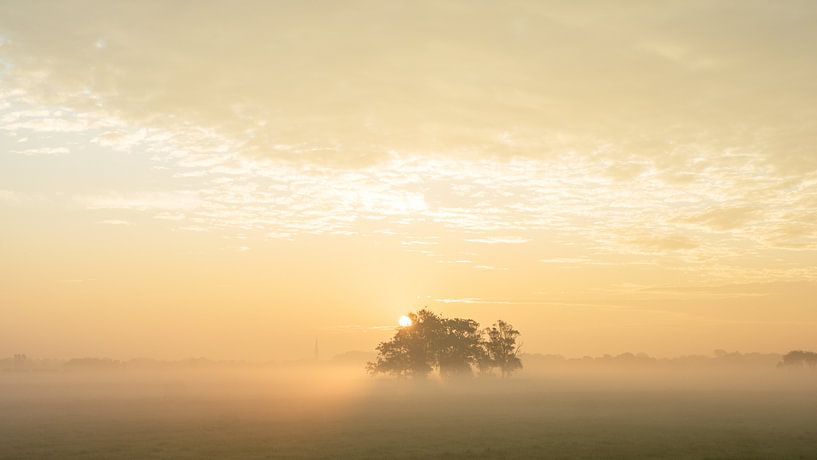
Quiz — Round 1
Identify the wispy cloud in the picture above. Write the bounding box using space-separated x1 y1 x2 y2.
1 0 816 290
465 236 529 244
472 265 508 271
679 206 759 231
13 146 70 156
627 234 699 252
98 219 130 225
435 298 516 305
540 258 591 264
76 191 201 211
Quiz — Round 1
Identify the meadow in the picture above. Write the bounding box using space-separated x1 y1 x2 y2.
2 364 817 459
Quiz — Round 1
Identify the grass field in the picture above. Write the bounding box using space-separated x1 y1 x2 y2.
2 367 817 459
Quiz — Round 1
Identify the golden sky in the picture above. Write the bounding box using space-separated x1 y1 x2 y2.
1 1 816 360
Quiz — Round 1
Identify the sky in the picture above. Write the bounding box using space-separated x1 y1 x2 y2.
1 0 816 361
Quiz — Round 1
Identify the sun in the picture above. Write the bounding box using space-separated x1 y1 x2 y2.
398 315 412 327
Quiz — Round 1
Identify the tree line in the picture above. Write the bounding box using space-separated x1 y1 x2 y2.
778 350 817 368
367 309 522 378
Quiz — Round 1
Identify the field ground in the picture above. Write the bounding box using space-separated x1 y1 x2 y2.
2 368 817 459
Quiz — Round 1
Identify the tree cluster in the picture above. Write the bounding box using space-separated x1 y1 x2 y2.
778 350 817 368
366 309 522 378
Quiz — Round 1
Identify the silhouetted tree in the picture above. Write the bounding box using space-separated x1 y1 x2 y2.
482 320 523 377
437 317 484 378
367 309 520 379
366 309 442 378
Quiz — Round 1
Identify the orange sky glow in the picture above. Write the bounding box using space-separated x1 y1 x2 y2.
1 1 816 361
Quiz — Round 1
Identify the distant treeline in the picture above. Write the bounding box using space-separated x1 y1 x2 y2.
0 354 264 372
521 350 785 369
3 349 815 372
778 350 817 368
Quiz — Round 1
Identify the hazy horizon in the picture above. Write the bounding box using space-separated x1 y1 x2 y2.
0 347 797 364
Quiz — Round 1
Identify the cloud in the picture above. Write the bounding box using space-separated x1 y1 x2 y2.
437 259 473 265
154 212 186 221
628 234 698 252
13 146 70 156
680 206 759 231
540 258 591 264
434 298 516 305
472 265 508 271
98 219 130 225
1 1 816 288
400 239 439 246
75 192 201 211
1 1 816 172
465 236 529 244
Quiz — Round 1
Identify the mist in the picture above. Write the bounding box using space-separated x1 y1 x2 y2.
4 352 817 458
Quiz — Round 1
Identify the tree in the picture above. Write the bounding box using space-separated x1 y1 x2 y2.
367 309 522 379
366 309 443 378
482 320 523 377
779 350 817 368
436 317 484 378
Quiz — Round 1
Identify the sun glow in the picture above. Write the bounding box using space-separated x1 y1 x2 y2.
398 315 412 327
